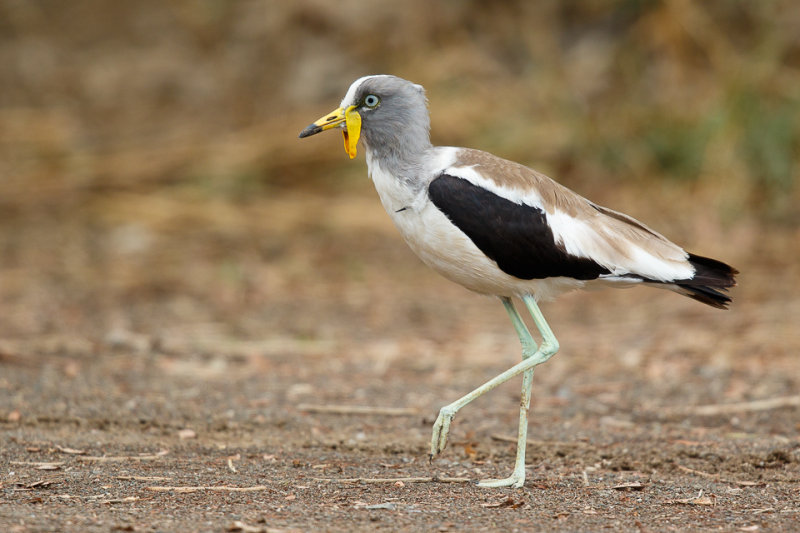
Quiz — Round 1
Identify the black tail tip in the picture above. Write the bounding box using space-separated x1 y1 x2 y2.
688 253 738 286
680 253 738 309
683 286 733 309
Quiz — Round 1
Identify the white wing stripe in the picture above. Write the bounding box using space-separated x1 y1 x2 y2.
547 209 693 281
443 164 545 210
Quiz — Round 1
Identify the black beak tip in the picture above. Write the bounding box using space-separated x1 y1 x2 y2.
298 124 321 139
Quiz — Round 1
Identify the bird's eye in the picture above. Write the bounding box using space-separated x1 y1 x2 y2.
364 94 380 108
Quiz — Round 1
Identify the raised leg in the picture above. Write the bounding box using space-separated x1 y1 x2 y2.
430 295 559 488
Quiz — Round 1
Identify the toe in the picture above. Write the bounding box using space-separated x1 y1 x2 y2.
477 475 525 488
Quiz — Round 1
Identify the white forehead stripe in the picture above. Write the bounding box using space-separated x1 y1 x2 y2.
340 75 391 107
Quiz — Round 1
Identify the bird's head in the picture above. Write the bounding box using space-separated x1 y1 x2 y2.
299 75 429 159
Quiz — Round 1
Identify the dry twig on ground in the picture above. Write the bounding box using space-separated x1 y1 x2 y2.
297 404 419 416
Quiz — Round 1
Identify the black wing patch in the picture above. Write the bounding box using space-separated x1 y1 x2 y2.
428 174 610 281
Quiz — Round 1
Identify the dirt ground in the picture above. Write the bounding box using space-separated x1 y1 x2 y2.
1 189 798 532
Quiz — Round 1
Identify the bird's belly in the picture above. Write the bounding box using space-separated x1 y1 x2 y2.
389 201 585 300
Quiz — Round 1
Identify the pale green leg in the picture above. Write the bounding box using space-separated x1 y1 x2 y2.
430 295 559 488
478 297 538 488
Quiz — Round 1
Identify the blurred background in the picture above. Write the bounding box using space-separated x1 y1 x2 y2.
1 0 798 353
2 7 798 529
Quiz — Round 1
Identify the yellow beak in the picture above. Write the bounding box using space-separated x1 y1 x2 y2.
298 105 362 159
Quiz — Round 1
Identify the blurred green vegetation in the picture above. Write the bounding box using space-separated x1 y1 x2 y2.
0 0 797 217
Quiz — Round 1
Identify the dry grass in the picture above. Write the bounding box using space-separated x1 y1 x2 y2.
1 1 797 214
1 0 797 337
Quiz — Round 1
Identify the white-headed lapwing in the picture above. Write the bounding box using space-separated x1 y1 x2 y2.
299 75 737 488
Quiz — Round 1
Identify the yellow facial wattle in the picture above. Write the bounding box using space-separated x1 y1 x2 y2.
343 105 361 159
298 104 362 160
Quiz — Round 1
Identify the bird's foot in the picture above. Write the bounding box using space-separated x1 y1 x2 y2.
477 473 525 489
429 405 456 459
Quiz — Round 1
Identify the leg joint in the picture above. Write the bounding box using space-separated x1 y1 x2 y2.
521 341 538 358
543 338 559 355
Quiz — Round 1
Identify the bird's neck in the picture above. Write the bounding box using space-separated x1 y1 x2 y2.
362 128 432 185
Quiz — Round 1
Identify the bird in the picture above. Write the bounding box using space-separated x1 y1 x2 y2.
298 75 737 488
